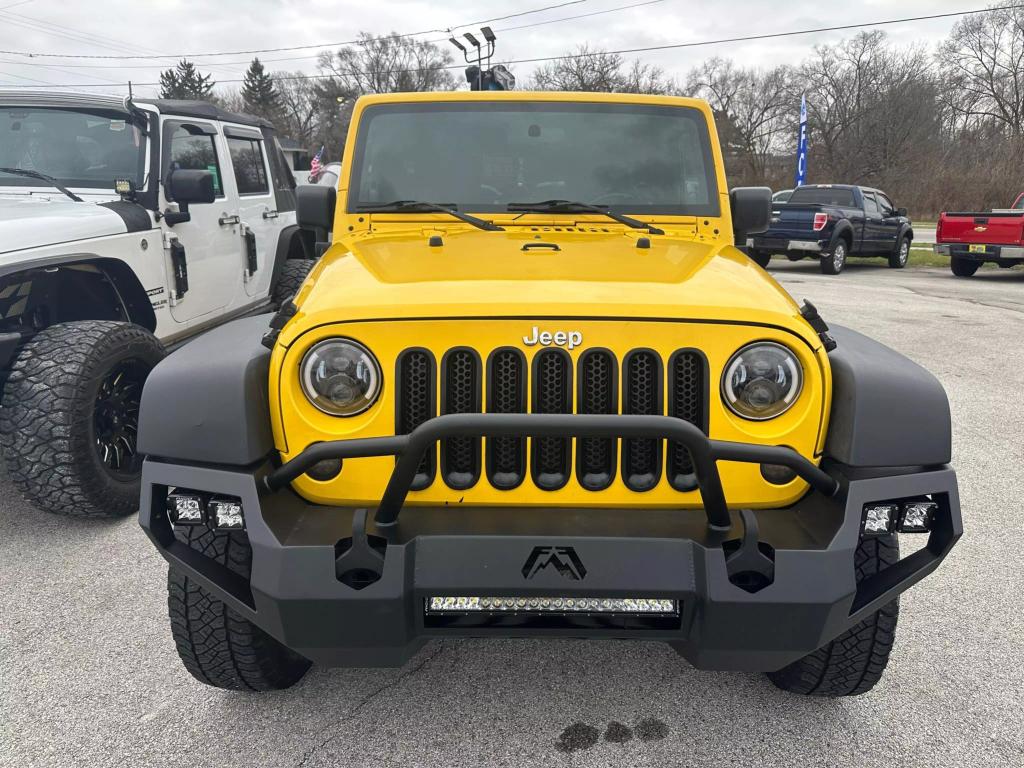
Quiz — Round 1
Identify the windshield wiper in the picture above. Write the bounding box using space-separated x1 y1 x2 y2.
356 200 504 232
507 199 664 235
0 167 83 202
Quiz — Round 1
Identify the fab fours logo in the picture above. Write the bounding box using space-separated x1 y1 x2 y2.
522 546 587 580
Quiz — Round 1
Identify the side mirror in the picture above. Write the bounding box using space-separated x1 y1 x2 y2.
297 184 336 255
163 169 215 226
897 207 908 218
730 186 772 239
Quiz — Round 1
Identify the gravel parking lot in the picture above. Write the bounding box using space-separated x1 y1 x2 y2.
2 263 1023 768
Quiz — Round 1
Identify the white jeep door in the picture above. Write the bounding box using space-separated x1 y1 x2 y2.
160 119 240 323
223 126 277 298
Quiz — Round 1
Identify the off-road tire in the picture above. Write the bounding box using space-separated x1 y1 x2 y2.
168 526 311 691
820 239 848 275
950 256 980 277
0 321 164 517
272 258 315 306
767 535 900 696
748 250 772 269
888 236 911 269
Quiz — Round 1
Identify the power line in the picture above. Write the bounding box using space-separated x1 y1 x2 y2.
0 0 590 60
0 0 667 70
1 4 1017 90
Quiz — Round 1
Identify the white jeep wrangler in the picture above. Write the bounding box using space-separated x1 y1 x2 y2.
0 91 315 517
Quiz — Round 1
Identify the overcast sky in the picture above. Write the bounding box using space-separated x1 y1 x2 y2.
0 0 977 96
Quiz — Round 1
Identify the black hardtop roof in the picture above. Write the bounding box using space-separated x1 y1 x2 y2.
796 183 884 194
148 99 272 128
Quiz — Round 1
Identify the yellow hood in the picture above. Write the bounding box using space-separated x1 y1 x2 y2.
279 226 817 349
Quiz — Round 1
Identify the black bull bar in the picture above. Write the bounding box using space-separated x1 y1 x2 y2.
263 413 840 527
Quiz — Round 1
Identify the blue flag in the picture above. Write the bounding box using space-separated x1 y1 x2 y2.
795 94 808 187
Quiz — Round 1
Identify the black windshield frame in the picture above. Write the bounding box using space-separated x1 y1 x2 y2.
347 101 721 218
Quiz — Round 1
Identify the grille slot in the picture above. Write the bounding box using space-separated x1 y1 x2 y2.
441 348 482 489
395 349 436 490
486 348 527 489
622 349 663 491
531 349 573 490
576 349 617 490
667 350 708 491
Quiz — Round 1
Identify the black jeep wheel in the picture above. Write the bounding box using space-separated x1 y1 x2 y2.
820 239 848 275
0 321 164 517
748 250 772 269
168 526 311 691
767 535 900 696
888 236 911 269
950 256 981 277
272 259 315 306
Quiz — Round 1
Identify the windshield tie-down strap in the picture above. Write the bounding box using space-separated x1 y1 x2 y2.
801 300 838 352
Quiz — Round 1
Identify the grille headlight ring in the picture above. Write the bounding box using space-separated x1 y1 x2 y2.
721 341 803 420
300 338 382 416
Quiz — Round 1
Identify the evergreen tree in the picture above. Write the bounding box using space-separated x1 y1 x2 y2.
241 57 280 119
159 59 216 100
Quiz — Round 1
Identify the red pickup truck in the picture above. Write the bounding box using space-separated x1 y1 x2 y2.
934 193 1024 276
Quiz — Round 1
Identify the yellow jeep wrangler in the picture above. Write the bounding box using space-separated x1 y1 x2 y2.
138 92 961 696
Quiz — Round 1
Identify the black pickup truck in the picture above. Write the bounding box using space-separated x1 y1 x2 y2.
746 184 914 275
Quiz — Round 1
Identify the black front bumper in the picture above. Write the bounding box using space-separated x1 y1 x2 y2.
139 414 961 671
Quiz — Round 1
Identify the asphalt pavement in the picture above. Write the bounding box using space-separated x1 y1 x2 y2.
2 262 1023 768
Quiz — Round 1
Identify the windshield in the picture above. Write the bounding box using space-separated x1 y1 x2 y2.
1013 194 1023 210
349 101 719 216
788 187 856 207
0 106 146 190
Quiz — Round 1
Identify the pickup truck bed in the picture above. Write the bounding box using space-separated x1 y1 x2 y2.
934 193 1024 277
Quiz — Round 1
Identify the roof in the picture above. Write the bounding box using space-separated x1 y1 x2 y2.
0 90 130 112
145 99 272 128
0 90 273 128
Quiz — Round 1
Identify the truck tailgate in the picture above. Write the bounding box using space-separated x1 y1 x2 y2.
938 212 1024 245
765 204 825 239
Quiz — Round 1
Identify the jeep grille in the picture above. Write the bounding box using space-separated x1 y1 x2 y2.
396 347 707 493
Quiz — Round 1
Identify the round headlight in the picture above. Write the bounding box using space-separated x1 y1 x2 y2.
721 342 803 420
300 338 382 416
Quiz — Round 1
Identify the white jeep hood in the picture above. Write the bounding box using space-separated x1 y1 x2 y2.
0 195 142 255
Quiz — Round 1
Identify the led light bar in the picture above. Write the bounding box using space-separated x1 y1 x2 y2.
426 596 677 614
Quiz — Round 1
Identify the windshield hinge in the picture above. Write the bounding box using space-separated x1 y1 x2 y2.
800 300 837 352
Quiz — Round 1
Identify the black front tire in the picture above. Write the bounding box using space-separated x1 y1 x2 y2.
0 321 164 517
748 250 772 269
888 236 911 269
168 526 311 691
272 258 315 306
820 240 848 275
950 256 981 277
767 536 900 696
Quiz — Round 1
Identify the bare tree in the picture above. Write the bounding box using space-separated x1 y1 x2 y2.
317 32 457 95
939 2 1024 135
685 57 795 184
529 45 675 93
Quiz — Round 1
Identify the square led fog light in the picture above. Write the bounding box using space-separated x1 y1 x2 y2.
899 501 937 533
208 497 245 530
166 490 207 525
862 503 898 535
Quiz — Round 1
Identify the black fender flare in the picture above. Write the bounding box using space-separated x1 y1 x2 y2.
138 315 274 465
896 223 914 248
269 225 310 292
825 325 951 467
0 254 156 332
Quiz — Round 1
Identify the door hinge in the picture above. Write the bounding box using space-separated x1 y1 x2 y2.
163 232 188 303
243 225 258 279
